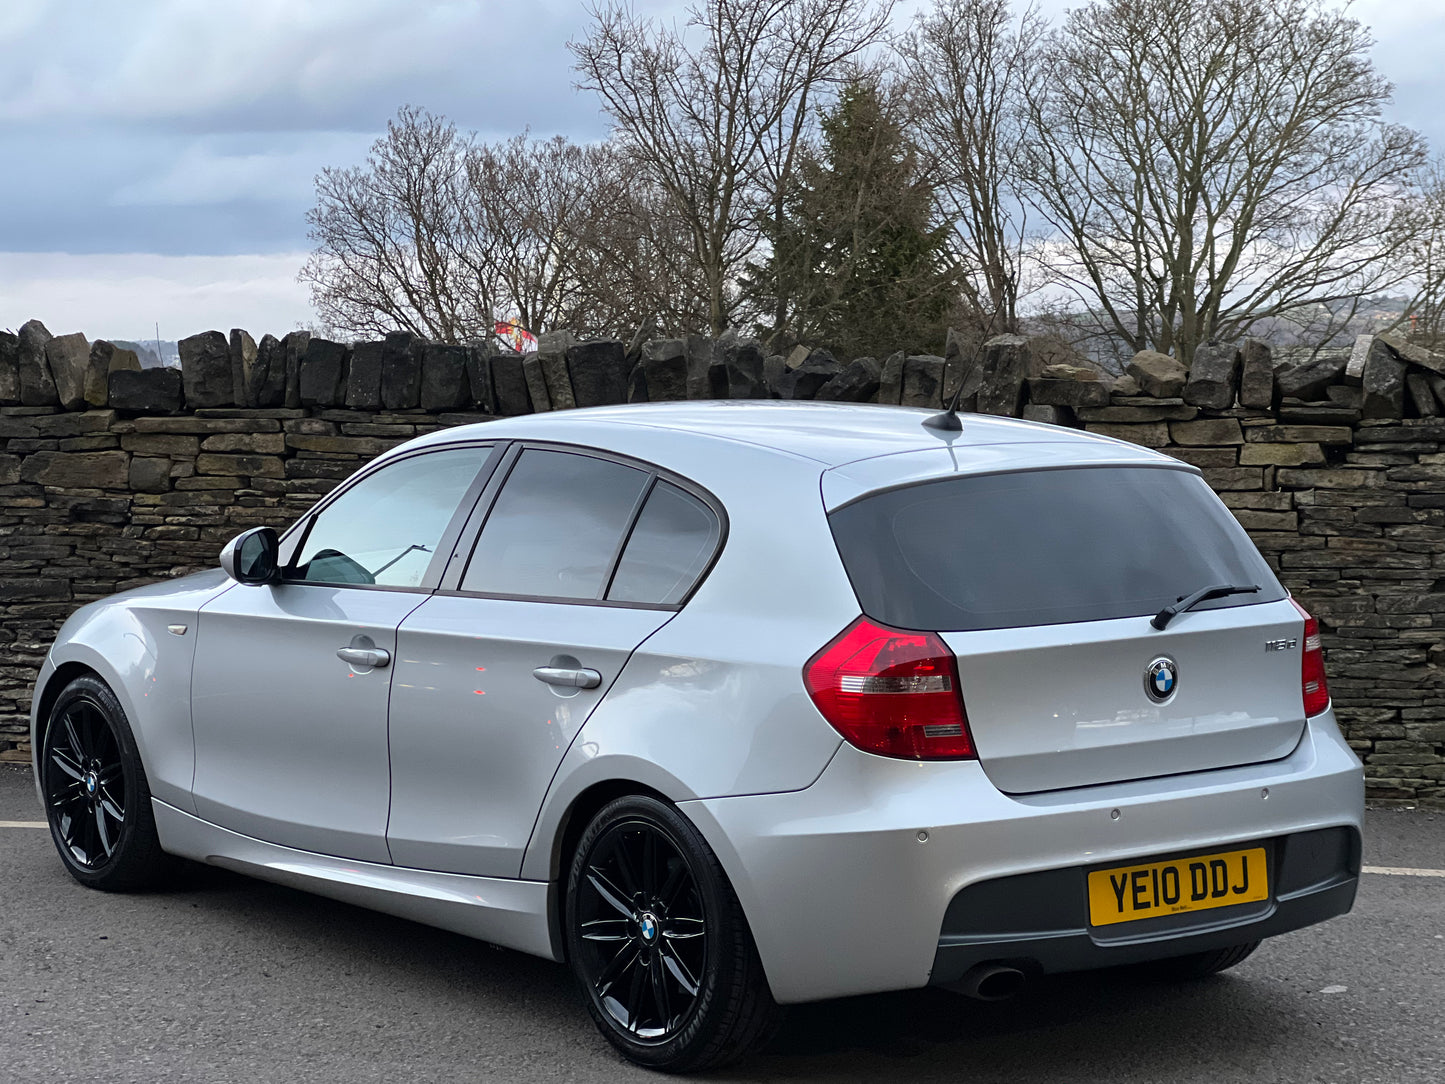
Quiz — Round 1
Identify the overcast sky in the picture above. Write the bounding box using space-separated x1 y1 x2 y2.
0 0 1440 342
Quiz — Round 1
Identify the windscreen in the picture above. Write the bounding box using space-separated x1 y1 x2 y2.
829 466 1285 632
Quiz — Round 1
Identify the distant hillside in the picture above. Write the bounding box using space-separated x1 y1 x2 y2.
112 339 177 368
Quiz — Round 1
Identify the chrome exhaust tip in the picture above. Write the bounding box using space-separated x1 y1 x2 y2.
955 963 1027 1001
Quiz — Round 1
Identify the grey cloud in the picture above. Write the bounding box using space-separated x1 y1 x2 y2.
0 125 376 254
4 0 1438 264
0 0 617 136
0 0 642 256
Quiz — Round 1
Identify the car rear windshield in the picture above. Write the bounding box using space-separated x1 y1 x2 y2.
828 465 1285 632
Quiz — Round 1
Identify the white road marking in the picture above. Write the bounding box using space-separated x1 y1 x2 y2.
0 820 47 829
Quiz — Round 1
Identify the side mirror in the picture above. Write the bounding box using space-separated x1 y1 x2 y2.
220 527 280 585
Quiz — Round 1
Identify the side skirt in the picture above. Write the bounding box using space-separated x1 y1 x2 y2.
153 800 558 961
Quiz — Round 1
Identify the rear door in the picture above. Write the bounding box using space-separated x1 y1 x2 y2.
386 446 724 877
828 464 1307 794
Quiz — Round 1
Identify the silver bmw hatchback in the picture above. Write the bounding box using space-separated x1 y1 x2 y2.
31 401 1363 1072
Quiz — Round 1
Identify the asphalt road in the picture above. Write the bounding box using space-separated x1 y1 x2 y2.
1 763 1441 1084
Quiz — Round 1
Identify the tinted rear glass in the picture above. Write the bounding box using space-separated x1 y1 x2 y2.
829 466 1284 631
462 449 649 600
608 481 720 606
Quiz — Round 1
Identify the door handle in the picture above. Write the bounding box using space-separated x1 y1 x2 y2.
532 666 602 689
337 646 391 668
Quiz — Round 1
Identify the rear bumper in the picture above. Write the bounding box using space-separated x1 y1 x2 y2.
929 825 1358 987
683 710 1363 1003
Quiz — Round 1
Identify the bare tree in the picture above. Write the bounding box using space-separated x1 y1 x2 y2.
571 0 891 338
898 0 1040 333
1020 0 1427 366
1407 159 1445 349
461 134 619 336
466 136 716 338
303 110 692 343
574 170 716 336
301 107 486 342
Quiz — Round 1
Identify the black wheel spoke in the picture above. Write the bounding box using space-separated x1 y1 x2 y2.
657 858 687 909
660 943 700 996
595 940 640 999
612 836 642 899
77 803 97 858
49 782 84 809
662 916 705 941
99 793 124 822
586 867 634 919
95 804 113 857
650 954 673 1029
624 951 647 1032
580 918 631 943
62 711 87 761
641 829 658 897
50 751 84 783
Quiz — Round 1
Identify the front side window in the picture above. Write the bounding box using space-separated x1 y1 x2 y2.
290 446 489 588
461 449 649 600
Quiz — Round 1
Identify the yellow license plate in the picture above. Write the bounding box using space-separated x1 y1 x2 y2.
1088 847 1268 927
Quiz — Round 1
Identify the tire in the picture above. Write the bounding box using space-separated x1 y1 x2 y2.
40 674 174 892
564 795 781 1073
1145 940 1261 980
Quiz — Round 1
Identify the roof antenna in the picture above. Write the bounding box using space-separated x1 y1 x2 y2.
924 313 998 433
923 377 966 431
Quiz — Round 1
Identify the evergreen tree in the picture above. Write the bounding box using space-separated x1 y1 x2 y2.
748 79 959 358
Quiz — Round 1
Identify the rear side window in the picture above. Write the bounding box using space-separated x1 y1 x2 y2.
462 449 649 600
829 466 1284 632
608 481 721 606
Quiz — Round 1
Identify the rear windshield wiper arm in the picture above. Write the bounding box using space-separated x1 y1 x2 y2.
1151 583 1260 631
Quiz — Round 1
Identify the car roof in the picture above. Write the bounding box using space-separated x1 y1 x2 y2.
409 400 1175 472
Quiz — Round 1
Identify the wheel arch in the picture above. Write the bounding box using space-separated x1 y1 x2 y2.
32 660 105 764
39 611 200 811
524 743 822 988
543 777 676 961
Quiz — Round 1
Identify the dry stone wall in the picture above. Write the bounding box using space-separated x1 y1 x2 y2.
1 319 1442 807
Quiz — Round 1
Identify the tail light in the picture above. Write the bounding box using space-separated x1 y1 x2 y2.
804 617 975 760
1290 599 1330 716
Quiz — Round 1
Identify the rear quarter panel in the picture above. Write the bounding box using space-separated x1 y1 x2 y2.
519 448 855 881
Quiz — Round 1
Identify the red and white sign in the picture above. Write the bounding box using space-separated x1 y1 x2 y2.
494 319 538 354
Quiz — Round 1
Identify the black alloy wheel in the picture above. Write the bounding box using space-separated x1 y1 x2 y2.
42 674 172 891
575 815 708 1040
565 796 780 1072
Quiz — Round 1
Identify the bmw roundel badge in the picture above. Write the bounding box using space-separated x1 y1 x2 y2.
1144 656 1178 702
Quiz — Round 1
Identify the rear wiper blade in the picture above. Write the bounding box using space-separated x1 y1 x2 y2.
1151 583 1260 631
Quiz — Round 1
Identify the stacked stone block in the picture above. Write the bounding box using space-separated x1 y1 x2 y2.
1 321 1443 807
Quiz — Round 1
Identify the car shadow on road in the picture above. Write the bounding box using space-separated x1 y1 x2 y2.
753 972 1288 1080
165 861 1313 1082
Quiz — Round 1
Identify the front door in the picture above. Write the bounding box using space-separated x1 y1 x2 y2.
191 444 494 863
